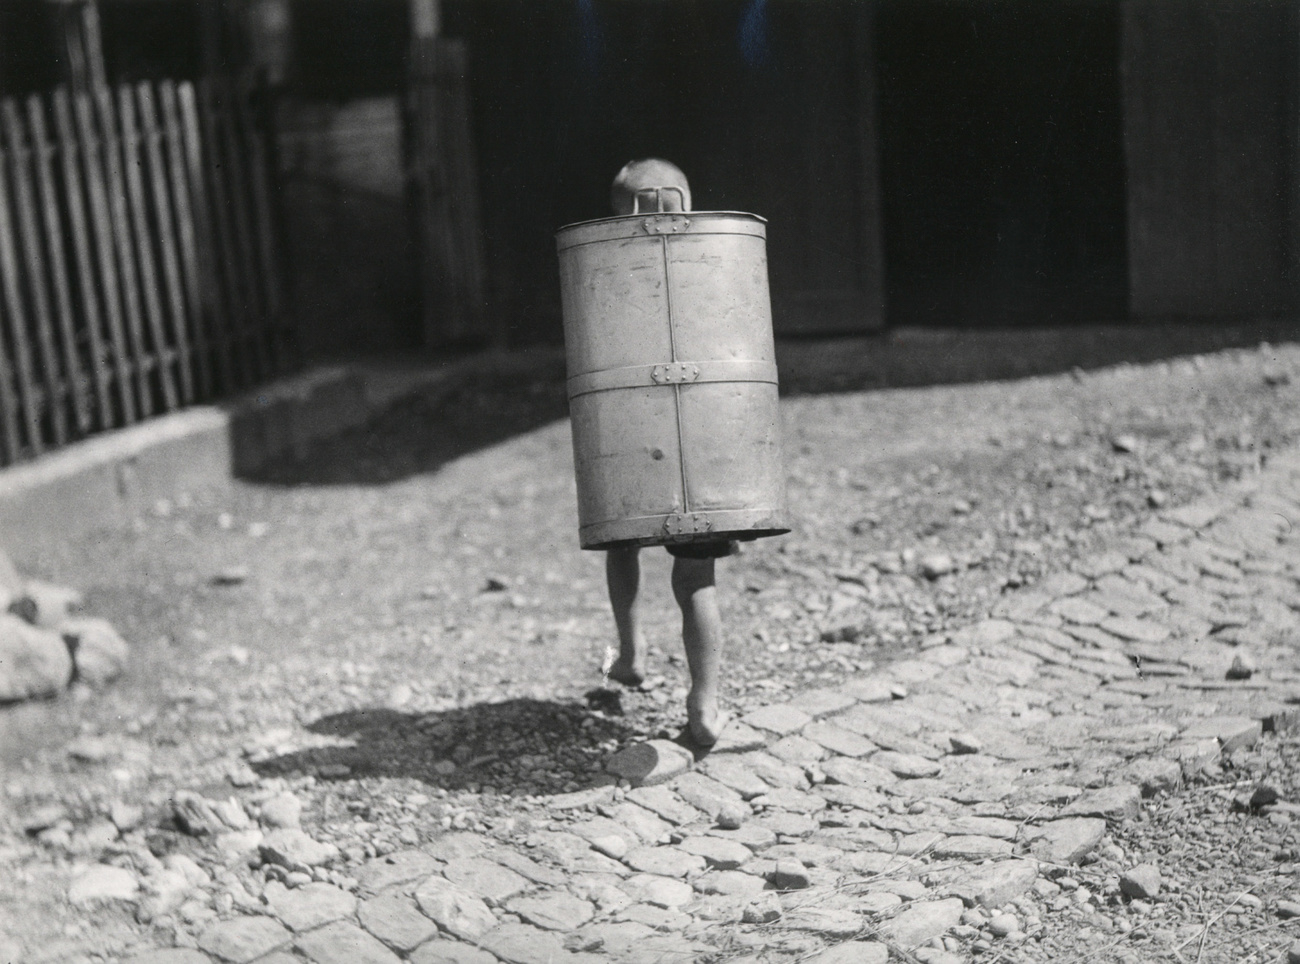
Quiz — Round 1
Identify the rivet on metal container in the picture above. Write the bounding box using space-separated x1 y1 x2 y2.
556 189 791 550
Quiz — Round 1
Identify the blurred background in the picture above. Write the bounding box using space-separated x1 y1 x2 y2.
0 0 1296 454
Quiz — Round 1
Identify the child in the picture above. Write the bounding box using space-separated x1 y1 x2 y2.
603 159 733 747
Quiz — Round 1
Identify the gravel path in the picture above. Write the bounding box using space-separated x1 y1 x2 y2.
4 335 1300 963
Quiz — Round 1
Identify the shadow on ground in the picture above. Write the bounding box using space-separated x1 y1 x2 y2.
249 695 641 795
252 320 1300 487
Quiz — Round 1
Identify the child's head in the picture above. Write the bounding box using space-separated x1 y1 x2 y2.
610 158 692 216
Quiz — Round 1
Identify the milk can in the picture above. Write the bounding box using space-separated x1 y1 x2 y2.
556 199 790 550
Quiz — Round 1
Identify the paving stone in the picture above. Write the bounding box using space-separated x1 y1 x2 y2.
295 921 401 964
1050 596 1110 625
571 817 640 856
1179 715 1263 751
604 740 692 787
425 833 496 862
622 846 705 877
263 881 356 931
566 921 656 956
812 827 894 852
859 891 904 914
819 757 897 789
1074 550 1131 579
768 860 811 889
1060 785 1142 823
802 721 877 757
491 849 567 887
67 864 139 905
618 873 694 908
698 756 772 799
408 941 497 964
768 734 829 764
931 834 1015 858
740 752 811 789
708 720 768 754
692 869 767 896
786 687 859 718
706 823 778 851
895 831 946 856
625 785 701 825
753 787 827 814
197 917 292 963
1101 616 1172 644
938 815 1019 839
1165 501 1225 529
358 894 438 953
873 751 941 778
507 892 595 931
818 784 890 812
948 618 1017 648
600 802 672 843
615 901 693 932
780 906 863 938
876 897 964 948
441 856 530 906
841 678 900 703
678 835 752 869
947 859 1039 908
1039 572 1090 596
1025 818 1107 864
478 923 573 964
259 828 340 873
670 772 743 818
413 875 497 941
121 952 213 964
757 811 819 837
355 850 443 896
742 703 813 735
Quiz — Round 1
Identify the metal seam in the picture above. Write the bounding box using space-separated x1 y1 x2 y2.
662 233 691 515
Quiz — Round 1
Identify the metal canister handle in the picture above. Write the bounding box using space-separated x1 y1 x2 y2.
632 186 687 215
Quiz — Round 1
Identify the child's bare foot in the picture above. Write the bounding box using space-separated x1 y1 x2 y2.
687 696 729 747
607 655 646 688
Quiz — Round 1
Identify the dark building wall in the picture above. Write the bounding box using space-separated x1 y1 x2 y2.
444 0 885 340
876 0 1129 327
1122 0 1299 318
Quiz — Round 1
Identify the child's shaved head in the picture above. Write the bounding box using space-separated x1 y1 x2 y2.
610 158 692 216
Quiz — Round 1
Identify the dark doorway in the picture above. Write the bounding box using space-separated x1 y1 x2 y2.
876 1 1127 327
444 0 884 342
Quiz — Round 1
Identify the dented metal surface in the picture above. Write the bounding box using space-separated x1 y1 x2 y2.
556 210 790 550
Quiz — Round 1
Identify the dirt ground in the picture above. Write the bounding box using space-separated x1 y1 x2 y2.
6 321 1300 962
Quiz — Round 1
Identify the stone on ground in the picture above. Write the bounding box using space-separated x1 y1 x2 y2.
121 951 213 964
441 856 529 906
60 616 128 687
478 923 571 964
1025 818 1107 864
1060 785 1142 822
876 897 964 948
197 916 292 963
507 892 595 931
295 920 401 964
65 864 137 906
0 613 72 701
259 827 340 872
358 894 438 952
408 940 498 964
356 850 442 896
17 579 83 627
413 874 497 941
948 859 1039 908
1119 863 1162 899
806 941 889 963
263 880 356 931
603 739 692 787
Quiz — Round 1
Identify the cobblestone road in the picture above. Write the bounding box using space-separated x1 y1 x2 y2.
83 428 1300 961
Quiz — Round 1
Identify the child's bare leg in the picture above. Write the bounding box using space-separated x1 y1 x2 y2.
606 547 646 686
671 556 726 745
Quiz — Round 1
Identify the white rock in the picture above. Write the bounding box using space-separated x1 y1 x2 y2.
61 617 129 688
0 613 72 701
68 864 139 905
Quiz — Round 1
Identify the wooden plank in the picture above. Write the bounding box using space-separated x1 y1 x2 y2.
73 89 136 424
27 94 92 436
2 100 68 446
161 81 213 399
190 80 244 390
118 85 179 412
94 85 152 418
212 77 270 382
137 83 194 405
52 89 116 429
0 134 45 456
0 143 25 462
439 41 488 341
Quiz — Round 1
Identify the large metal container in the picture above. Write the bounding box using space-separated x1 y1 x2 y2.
556 210 790 550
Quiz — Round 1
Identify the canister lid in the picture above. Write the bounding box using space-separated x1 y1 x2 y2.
555 211 767 251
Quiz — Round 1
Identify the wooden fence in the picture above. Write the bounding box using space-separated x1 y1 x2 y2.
0 73 294 468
